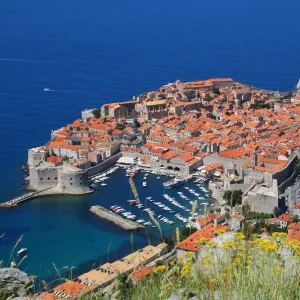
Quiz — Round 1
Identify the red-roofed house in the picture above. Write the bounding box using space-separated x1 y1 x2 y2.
176 223 228 257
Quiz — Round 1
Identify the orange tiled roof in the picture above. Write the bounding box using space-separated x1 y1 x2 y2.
160 150 179 160
131 267 153 281
38 292 56 300
277 214 293 223
54 281 87 298
177 223 228 252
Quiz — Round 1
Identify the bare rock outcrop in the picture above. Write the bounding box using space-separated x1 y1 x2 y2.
0 268 33 297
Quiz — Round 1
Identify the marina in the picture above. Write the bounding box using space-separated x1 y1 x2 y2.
0 166 214 281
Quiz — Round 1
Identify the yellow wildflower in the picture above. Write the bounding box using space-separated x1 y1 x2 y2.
222 241 236 249
215 229 226 235
246 255 253 265
202 256 212 266
180 265 191 277
207 240 217 248
155 265 167 272
271 266 283 275
197 237 209 245
287 239 299 247
278 232 287 239
234 232 245 241
208 278 217 289
184 251 194 257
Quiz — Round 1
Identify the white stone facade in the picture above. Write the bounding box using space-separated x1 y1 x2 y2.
28 162 91 194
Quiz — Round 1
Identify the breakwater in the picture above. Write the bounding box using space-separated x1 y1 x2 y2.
0 187 52 208
90 205 144 231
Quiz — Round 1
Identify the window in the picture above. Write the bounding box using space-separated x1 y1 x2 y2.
55 177 57 180
70 183 73 185
80 183 82 185
70 178 73 180
48 177 50 180
40 178 43 180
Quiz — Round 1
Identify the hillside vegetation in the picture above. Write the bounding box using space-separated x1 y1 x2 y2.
106 232 300 300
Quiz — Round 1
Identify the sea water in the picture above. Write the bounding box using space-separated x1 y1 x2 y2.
0 0 300 282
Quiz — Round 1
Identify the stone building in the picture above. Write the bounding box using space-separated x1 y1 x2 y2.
27 148 91 195
28 161 91 195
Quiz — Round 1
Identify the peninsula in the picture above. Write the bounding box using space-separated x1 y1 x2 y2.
6 77 300 299
19 77 300 214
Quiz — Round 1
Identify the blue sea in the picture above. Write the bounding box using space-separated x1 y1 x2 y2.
0 0 300 284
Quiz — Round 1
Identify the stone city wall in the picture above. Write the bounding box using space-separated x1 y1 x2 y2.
86 152 122 177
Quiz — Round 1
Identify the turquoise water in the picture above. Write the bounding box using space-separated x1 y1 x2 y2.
0 168 209 281
0 0 300 282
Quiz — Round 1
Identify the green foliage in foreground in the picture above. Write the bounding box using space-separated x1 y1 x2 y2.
86 232 300 300
0 287 10 300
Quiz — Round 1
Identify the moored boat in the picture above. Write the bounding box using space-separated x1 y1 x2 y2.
17 248 27 256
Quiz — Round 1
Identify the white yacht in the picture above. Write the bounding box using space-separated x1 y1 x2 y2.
17 248 27 256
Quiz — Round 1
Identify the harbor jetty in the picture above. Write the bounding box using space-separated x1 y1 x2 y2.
90 205 144 231
0 187 52 208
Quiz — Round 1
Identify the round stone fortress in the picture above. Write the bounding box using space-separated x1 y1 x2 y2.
27 148 92 195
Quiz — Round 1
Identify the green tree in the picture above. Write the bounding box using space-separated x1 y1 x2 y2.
185 90 196 101
294 160 300 176
116 123 126 130
133 118 141 128
242 203 251 219
223 190 243 207
206 94 213 101
273 206 280 218
116 274 133 299
92 109 101 119
213 87 220 95
293 215 299 223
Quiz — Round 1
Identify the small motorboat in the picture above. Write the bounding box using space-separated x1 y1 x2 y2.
43 88 52 92
143 182 147 187
17 248 27 256
128 200 138 205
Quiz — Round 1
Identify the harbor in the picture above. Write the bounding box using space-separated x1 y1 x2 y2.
0 166 216 282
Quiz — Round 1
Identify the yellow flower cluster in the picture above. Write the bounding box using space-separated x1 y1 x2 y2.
256 239 277 253
222 241 237 250
184 251 194 257
197 237 209 245
215 229 226 235
234 232 245 241
155 265 167 272
202 256 212 266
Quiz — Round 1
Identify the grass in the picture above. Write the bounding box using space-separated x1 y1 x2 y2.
108 232 300 300
2 230 300 300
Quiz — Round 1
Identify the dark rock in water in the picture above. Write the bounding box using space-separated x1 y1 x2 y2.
0 268 33 297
